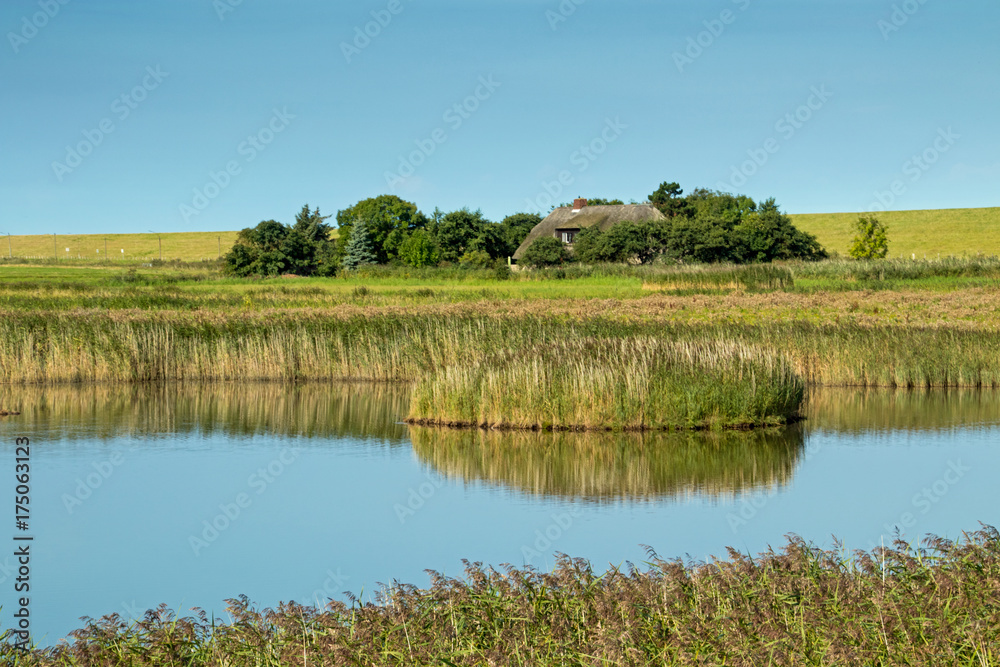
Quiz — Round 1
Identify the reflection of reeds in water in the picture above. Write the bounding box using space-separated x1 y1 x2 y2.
409 424 804 501
0 382 410 442
804 386 1000 434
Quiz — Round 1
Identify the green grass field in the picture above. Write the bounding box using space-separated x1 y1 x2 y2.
0 231 242 262
789 206 1000 258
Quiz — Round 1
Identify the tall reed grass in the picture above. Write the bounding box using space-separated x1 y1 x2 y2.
643 263 794 292
789 254 1000 282
6 528 1000 666
4 312 1000 389
408 337 804 430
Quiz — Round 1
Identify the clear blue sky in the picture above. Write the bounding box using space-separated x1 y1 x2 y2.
3 0 998 235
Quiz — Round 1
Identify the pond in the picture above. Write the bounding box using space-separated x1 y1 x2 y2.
1 383 998 646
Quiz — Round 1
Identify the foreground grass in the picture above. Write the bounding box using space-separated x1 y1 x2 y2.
408 337 804 430
4 528 999 665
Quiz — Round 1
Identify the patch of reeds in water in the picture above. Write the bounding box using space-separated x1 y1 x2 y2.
409 424 803 501
6 528 1000 666
408 337 804 431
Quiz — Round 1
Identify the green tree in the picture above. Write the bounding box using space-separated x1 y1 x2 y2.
732 199 826 263
649 182 694 218
293 204 333 243
849 216 889 259
432 208 489 262
571 225 605 263
222 208 343 277
336 195 427 264
579 197 625 206
499 212 541 252
458 249 494 268
341 217 379 270
574 221 666 264
469 223 511 260
398 229 439 267
223 219 289 277
520 236 570 268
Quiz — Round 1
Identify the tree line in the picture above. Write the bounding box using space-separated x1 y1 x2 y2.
223 182 829 276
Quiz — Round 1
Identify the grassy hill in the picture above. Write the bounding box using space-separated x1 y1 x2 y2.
0 231 243 262
789 207 1000 258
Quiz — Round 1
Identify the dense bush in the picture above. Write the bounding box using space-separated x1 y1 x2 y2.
850 215 889 259
222 206 337 277
574 188 826 265
521 236 570 268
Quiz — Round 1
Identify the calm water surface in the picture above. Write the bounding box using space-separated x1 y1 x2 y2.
0 383 997 645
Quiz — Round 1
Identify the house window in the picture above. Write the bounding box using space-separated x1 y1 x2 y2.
559 230 578 244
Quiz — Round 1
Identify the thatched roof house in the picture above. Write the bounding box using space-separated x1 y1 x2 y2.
512 199 666 261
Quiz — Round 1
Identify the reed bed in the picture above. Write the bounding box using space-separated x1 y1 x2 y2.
5 528 1000 666
5 312 1000 389
643 263 794 292
410 424 803 500
408 337 804 430
789 255 1000 282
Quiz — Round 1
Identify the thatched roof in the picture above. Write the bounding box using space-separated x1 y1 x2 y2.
512 204 666 260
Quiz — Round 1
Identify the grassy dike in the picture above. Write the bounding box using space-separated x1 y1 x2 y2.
5 528 1000 666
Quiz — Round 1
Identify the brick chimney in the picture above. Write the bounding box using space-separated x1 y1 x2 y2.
572 198 587 211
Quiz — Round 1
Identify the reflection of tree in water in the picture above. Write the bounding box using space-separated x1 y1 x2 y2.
409 425 804 502
0 383 410 443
